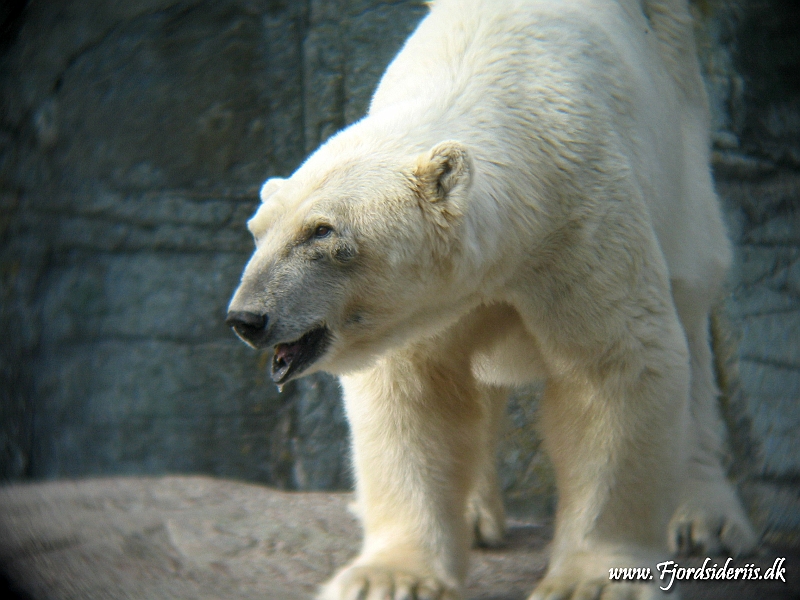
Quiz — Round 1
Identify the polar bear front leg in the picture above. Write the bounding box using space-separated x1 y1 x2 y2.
319 351 484 600
529 320 692 600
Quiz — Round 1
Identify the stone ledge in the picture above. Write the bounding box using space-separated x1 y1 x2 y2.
0 476 797 600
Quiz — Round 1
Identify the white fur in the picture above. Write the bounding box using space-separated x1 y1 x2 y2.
229 1 757 598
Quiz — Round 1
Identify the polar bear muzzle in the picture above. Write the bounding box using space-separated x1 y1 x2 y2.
226 311 331 384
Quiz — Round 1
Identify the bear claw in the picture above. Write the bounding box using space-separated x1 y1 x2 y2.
319 565 461 600
668 479 758 558
528 578 661 600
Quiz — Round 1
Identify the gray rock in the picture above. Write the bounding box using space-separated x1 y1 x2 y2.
0 476 797 600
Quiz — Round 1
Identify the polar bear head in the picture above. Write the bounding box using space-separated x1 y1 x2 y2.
227 137 474 384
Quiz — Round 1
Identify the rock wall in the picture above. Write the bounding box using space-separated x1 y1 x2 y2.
0 0 798 542
0 0 403 488
695 0 800 543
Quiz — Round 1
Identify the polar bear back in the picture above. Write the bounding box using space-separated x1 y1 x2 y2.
369 0 730 288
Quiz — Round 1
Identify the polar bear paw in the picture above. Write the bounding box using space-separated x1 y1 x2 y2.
668 479 758 557
318 564 461 600
669 506 757 557
528 577 664 600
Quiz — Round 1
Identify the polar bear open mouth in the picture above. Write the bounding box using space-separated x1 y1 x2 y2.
271 325 331 384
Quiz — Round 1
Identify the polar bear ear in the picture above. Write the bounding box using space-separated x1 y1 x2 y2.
413 141 472 203
259 177 285 203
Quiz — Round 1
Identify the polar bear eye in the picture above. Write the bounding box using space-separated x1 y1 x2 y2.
313 224 333 239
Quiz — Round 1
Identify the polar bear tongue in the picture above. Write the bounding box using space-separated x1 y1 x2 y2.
270 326 330 385
272 343 301 379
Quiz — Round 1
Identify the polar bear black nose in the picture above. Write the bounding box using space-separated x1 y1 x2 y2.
226 310 269 346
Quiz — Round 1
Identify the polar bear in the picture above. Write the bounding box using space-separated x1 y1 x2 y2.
226 0 757 598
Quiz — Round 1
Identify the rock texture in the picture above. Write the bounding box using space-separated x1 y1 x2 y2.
698 0 800 544
0 0 798 550
1 476 797 600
